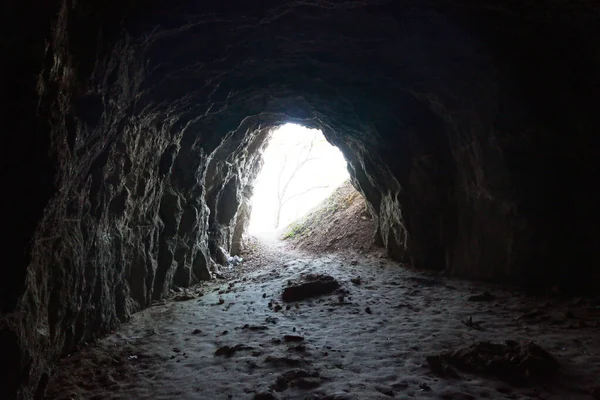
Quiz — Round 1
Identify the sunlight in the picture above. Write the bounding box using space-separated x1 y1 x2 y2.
248 123 349 235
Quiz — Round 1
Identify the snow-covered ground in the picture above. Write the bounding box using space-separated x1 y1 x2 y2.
45 243 600 400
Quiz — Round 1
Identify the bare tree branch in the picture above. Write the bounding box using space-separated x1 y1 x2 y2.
278 139 315 202
276 153 288 199
273 133 324 228
282 185 330 206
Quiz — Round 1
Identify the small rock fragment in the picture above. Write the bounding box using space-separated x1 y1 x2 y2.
419 382 431 391
271 369 320 392
284 335 305 342
462 316 482 330
375 386 395 397
243 324 268 331
426 355 461 379
265 355 303 367
468 292 496 302
215 344 253 357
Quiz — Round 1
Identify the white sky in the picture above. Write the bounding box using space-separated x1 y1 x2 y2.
248 123 349 234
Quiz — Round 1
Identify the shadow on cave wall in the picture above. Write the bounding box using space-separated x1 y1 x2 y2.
1 0 599 398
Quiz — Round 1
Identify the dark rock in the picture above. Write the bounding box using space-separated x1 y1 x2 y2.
282 274 341 302
467 292 496 302
271 369 321 392
215 344 254 357
243 324 269 331
375 386 395 397
419 382 432 391
283 335 305 342
428 341 559 385
265 355 303 367
461 316 483 330
426 355 462 379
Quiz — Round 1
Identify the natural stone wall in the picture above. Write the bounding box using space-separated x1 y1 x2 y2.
1 0 600 398
205 126 271 260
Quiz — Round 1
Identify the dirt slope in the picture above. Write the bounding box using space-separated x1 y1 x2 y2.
281 181 379 255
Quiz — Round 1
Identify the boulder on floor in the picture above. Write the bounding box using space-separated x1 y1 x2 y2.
427 340 559 385
282 274 341 302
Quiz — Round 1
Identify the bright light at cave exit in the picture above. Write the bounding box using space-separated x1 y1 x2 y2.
248 123 349 235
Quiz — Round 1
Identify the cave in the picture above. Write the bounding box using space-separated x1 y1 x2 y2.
2 0 600 399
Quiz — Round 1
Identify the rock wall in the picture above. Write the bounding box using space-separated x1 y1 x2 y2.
205 126 271 260
1 0 600 398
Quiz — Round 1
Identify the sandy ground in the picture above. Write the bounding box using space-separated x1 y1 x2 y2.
45 240 600 400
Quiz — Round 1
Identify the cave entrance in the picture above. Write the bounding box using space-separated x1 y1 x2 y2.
248 123 349 237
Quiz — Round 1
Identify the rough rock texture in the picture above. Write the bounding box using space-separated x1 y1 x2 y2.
1 0 600 398
427 340 560 385
205 127 271 260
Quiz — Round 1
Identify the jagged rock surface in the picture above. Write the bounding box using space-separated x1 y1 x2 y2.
1 0 600 398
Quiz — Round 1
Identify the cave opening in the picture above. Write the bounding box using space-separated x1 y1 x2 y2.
3 0 600 399
248 123 350 237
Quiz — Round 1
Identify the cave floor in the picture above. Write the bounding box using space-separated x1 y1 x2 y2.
45 241 600 400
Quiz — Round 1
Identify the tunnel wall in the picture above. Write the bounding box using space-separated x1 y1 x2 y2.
1 0 600 398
